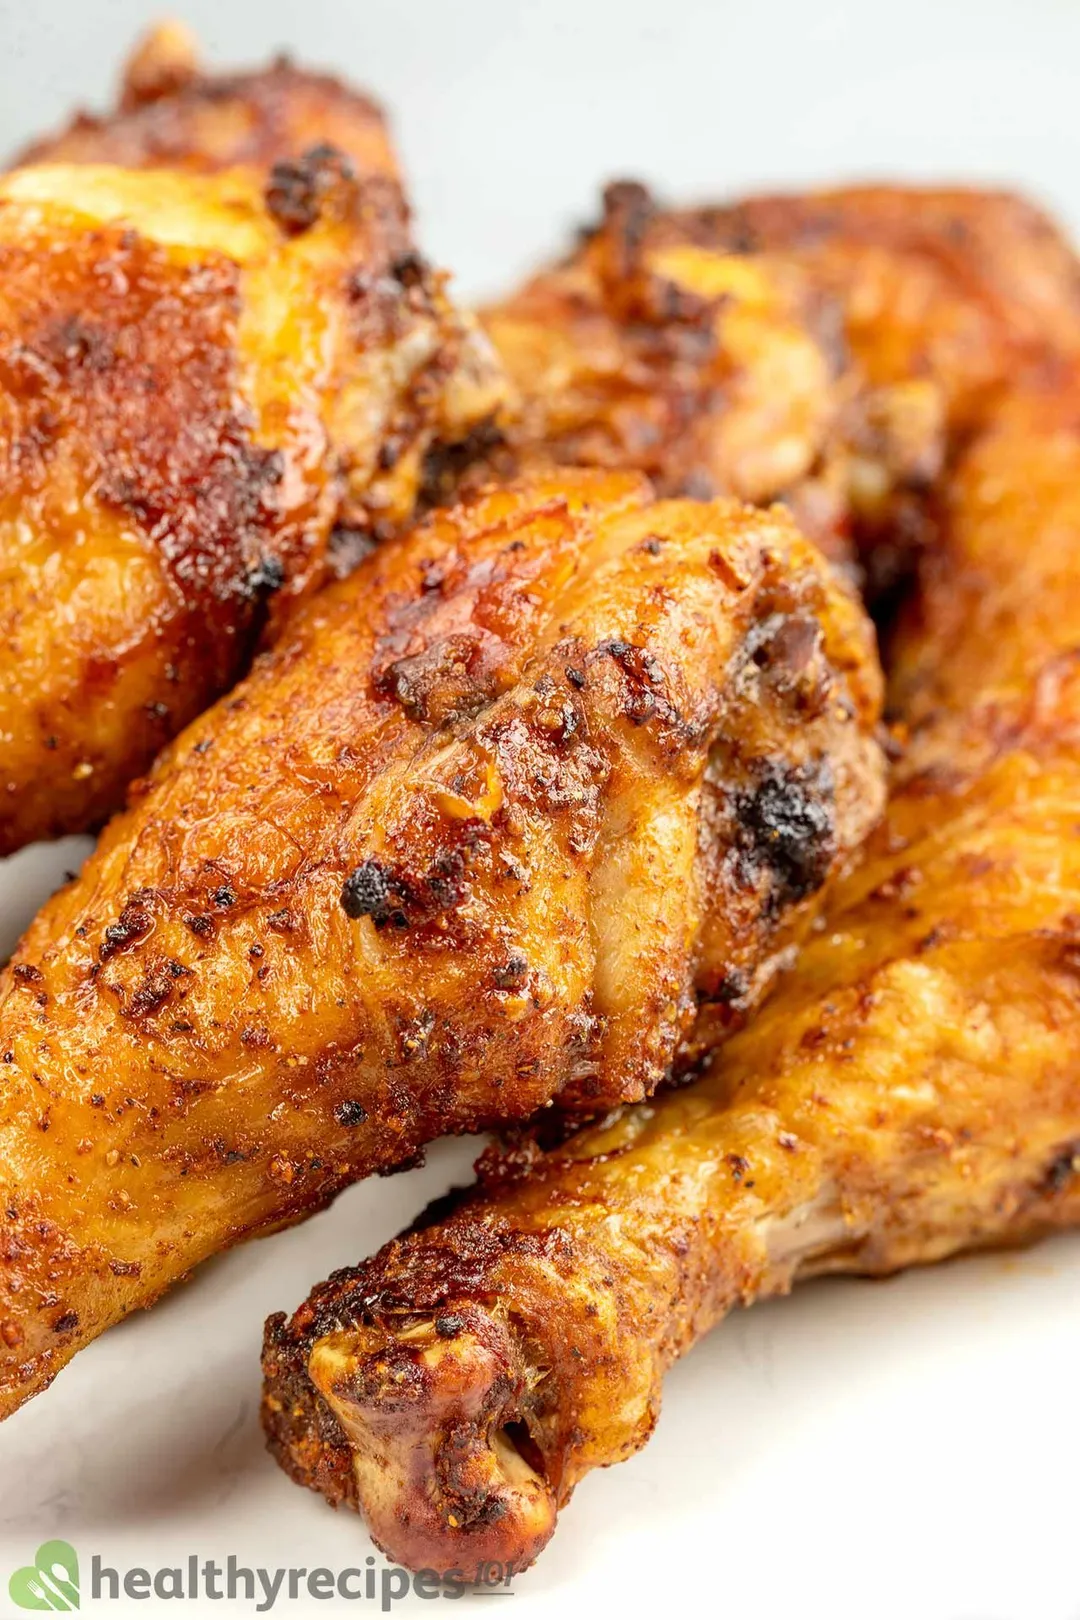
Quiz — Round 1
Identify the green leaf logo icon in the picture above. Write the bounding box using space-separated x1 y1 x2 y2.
9 1541 80 1610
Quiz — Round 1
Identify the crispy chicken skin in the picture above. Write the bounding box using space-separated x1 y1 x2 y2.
0 137 503 854
677 185 1080 418
627 184 1080 596
481 182 1080 591
0 469 884 1418
261 387 1080 1574
478 182 863 562
15 21 399 182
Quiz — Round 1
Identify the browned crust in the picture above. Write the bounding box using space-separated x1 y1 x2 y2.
14 22 399 181
0 468 883 1418
669 184 1080 406
261 377 1080 1572
0 32 507 853
263 914 1080 1572
481 181 1080 606
478 181 865 566
0 208 289 838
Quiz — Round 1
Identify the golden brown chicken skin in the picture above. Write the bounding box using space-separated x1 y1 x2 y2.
0 147 503 854
481 182 1080 594
261 384 1080 1575
661 183 1080 593
15 21 399 183
477 181 863 562
678 184 1080 416
0 468 884 1418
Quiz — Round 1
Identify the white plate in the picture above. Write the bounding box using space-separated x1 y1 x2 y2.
3 2 1080 1616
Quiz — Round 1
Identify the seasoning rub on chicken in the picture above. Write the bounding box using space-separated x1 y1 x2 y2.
0 467 884 1418
480 181 1080 597
261 381 1080 1576
0 27 503 854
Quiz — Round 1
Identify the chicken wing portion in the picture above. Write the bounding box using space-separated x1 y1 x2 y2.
261 384 1080 1575
14 21 398 182
0 149 502 854
0 469 884 1418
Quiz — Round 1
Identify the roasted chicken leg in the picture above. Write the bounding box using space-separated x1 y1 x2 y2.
0 468 884 1418
261 384 1080 1572
0 34 503 854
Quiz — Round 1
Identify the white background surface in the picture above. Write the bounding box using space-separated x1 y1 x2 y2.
1 2 1080 1616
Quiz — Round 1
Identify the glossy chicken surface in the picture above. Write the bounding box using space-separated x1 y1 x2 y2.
679 185 1080 417
0 116 502 853
482 182 1080 594
262 383 1080 1574
0 469 884 1418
